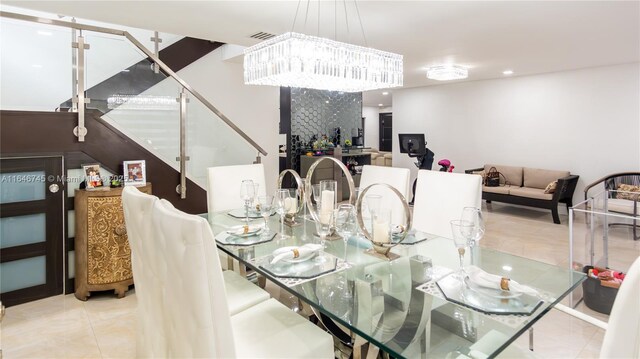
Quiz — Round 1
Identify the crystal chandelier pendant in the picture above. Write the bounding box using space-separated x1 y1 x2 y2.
243 32 403 92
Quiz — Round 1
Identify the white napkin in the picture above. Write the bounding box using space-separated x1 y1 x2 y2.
466 266 539 296
271 244 323 264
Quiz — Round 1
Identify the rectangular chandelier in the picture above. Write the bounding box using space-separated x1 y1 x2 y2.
244 32 403 93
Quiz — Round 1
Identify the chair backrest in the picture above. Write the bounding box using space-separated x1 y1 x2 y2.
207 164 267 213
412 170 482 238
359 165 411 225
121 187 165 358
151 200 236 358
600 256 640 358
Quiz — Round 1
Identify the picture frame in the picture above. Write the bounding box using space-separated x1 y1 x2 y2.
82 163 105 190
123 160 146 186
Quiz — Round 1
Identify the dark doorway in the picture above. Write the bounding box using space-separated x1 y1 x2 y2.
0 157 64 306
379 112 393 151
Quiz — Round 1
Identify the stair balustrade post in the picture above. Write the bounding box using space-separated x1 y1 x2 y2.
72 30 90 142
176 88 189 199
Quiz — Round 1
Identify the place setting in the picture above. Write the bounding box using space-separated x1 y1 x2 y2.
416 208 546 316
216 180 279 246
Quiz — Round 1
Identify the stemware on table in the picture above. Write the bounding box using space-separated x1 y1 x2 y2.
461 207 485 245
314 208 333 256
275 189 292 240
335 204 357 263
257 196 273 234
450 219 474 277
239 180 255 226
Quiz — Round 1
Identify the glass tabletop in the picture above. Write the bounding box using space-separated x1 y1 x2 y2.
205 211 585 359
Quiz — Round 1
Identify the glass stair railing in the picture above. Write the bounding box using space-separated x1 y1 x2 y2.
0 10 267 197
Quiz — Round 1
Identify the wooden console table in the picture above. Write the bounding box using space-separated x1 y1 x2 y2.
74 184 152 300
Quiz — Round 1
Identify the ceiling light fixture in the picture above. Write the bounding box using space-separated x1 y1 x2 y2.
378 103 384 106
426 65 468 81
503 70 514 75
244 1 403 92
382 92 389 95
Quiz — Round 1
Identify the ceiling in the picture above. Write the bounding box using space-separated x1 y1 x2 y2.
5 1 639 107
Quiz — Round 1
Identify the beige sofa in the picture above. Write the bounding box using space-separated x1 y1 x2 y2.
466 164 579 224
363 148 392 167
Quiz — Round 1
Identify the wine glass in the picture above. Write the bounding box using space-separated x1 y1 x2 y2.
461 207 484 264
239 180 255 226
257 196 273 234
252 183 260 212
275 189 292 240
461 207 485 246
335 204 356 263
450 220 474 277
315 206 333 254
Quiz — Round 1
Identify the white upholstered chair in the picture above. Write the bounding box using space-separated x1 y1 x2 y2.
359 165 411 225
207 164 267 213
122 186 165 358
151 200 334 358
412 170 482 239
600 255 640 358
157 199 270 315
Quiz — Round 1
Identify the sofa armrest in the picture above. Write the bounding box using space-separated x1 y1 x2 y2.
552 175 579 202
465 167 484 174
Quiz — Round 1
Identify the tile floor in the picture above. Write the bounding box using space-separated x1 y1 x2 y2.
1 202 638 358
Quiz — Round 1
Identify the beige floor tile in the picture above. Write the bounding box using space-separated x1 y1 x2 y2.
82 290 137 325
90 313 136 359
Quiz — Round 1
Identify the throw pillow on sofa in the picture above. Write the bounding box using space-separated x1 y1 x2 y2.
617 184 640 201
544 181 557 194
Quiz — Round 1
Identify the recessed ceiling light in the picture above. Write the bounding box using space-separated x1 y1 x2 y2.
427 65 468 81
503 70 514 75
378 103 384 106
382 92 389 95
37 31 52 36
325 100 329 104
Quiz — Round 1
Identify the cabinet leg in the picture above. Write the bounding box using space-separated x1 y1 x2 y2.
114 285 129 299
74 289 89 301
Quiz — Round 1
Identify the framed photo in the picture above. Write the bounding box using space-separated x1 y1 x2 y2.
83 163 105 190
123 160 146 186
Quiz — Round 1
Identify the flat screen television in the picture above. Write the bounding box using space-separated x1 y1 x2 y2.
398 134 426 155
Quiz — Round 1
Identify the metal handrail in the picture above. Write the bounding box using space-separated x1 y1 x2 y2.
0 10 268 156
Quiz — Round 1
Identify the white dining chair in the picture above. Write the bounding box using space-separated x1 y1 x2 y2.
151 200 334 358
412 170 482 238
207 163 267 213
359 165 411 225
122 186 166 358
157 198 270 315
600 255 640 358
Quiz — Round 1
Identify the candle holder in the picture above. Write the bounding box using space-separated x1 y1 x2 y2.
304 157 356 240
278 169 305 227
356 183 412 260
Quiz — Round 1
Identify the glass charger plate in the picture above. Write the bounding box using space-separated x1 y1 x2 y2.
258 253 338 279
215 231 276 246
227 208 275 219
393 229 431 245
436 273 543 315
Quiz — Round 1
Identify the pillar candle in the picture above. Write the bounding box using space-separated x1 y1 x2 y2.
373 219 390 244
285 197 297 214
319 190 335 224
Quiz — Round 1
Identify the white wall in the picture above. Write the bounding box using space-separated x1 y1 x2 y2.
393 63 640 200
363 106 379 148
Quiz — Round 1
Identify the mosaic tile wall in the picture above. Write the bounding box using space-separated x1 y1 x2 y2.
289 88 362 171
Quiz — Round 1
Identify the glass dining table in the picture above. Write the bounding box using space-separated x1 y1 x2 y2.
204 211 585 359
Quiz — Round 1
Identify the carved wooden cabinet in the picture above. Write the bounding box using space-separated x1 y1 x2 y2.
74 184 152 301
